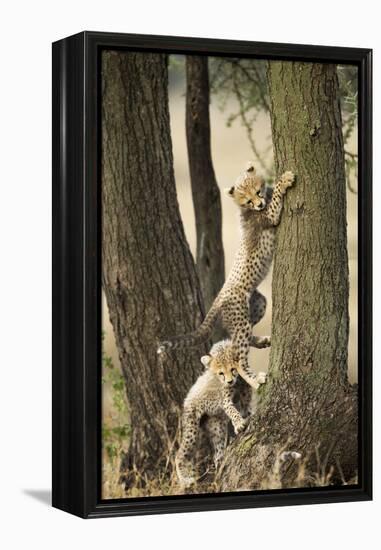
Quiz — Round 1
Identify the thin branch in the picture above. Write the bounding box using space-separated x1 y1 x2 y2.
228 59 270 111
232 76 271 177
344 150 358 160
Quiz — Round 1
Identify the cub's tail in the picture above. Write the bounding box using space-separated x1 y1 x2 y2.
157 298 221 355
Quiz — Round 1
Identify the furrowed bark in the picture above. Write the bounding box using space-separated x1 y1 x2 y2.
102 51 207 487
217 62 357 491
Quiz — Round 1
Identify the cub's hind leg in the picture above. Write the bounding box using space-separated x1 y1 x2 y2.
249 290 271 348
234 379 254 417
249 290 267 326
204 413 228 469
175 409 200 488
222 298 259 389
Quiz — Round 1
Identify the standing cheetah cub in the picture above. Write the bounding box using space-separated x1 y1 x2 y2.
158 162 295 388
175 339 267 488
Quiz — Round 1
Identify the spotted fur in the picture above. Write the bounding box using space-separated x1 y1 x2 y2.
175 339 267 488
158 161 295 388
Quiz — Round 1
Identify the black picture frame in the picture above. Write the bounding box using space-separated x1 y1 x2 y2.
52 31 372 519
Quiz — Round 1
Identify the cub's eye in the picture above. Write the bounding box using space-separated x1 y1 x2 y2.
218 372 224 378
246 199 253 205
247 166 254 172
232 368 238 375
256 191 263 197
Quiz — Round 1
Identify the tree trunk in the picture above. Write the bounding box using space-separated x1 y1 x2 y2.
218 62 357 491
186 56 225 314
102 51 206 486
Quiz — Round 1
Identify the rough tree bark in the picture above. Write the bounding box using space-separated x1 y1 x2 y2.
218 62 357 490
186 56 225 313
102 51 206 485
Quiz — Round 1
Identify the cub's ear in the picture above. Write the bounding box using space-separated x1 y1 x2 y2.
201 355 212 368
245 161 256 173
224 186 235 197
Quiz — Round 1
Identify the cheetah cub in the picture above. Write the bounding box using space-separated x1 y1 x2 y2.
175 339 267 488
159 161 295 388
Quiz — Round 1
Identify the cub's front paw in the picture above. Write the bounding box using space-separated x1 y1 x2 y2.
234 417 248 435
280 170 295 192
256 371 267 385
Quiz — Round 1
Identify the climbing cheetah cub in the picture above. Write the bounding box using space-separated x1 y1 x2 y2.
159 161 295 388
175 339 267 488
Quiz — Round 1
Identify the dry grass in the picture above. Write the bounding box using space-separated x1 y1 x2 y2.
102 431 357 500
102 450 127 499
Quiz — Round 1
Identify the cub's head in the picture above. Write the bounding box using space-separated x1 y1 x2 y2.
225 161 266 212
201 341 239 387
